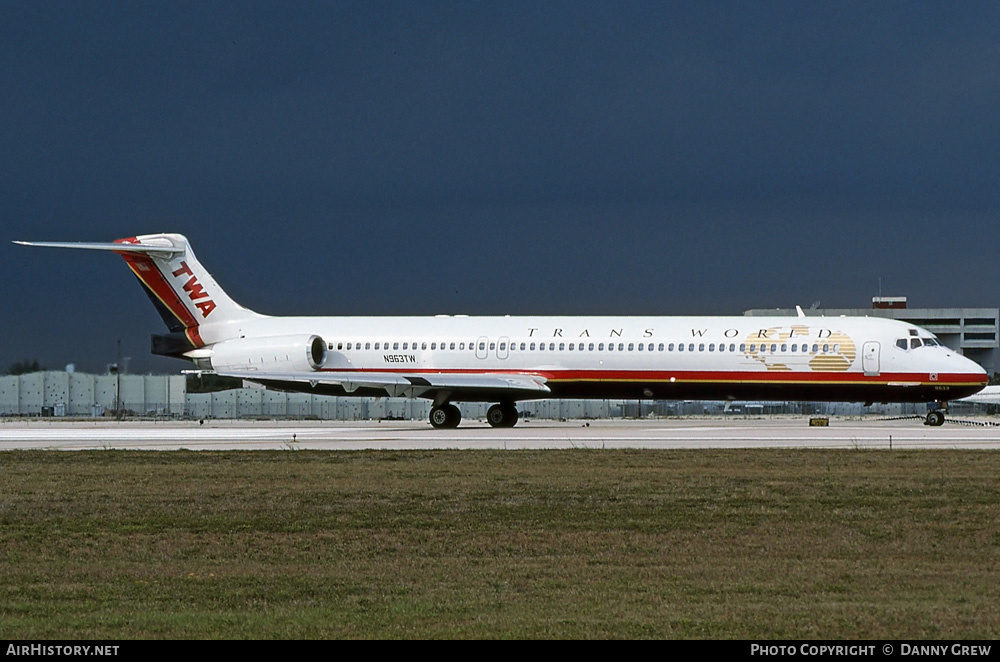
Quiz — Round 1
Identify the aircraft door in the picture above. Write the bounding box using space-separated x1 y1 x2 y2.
862 341 880 376
475 336 489 360
497 336 510 360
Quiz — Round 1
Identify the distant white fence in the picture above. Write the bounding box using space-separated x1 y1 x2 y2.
0 371 185 417
1 371 936 420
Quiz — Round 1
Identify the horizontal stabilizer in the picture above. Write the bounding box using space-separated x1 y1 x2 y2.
13 240 182 255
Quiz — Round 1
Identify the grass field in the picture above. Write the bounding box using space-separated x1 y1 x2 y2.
1 449 998 639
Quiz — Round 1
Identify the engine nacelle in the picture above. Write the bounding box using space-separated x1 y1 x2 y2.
196 334 328 373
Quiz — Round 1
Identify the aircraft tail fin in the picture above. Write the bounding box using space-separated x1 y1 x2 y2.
14 233 263 351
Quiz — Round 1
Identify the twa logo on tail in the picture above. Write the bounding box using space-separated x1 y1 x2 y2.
172 261 216 318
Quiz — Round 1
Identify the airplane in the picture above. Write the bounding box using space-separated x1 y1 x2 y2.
16 232 988 428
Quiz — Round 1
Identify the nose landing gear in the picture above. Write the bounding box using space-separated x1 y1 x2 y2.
924 402 948 426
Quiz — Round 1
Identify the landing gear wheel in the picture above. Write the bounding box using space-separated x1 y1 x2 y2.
430 404 461 429
487 404 519 428
925 410 945 427
486 405 505 427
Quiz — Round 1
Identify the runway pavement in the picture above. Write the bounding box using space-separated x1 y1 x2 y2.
1 417 999 450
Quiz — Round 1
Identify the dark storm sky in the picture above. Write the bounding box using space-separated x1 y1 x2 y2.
3 1 1000 373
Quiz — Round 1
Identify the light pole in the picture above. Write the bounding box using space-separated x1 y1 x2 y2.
116 339 122 422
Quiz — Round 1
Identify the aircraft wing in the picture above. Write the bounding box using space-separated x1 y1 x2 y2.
216 369 551 400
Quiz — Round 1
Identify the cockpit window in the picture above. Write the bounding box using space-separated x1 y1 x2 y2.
899 336 941 350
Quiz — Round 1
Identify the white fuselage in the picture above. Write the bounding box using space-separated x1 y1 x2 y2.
209 313 987 404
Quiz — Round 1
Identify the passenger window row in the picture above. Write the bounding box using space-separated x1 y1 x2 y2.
329 340 842 354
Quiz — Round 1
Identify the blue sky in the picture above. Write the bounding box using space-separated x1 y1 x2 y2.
3 1 999 373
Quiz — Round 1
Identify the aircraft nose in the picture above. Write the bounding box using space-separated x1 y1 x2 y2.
957 353 989 386
943 348 986 374
962 353 987 376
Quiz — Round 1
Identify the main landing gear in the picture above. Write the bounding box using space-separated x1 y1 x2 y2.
429 404 462 429
428 402 520 428
486 403 519 428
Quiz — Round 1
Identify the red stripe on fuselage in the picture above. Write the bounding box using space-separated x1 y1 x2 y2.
543 369 987 385
319 367 985 386
114 238 205 347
